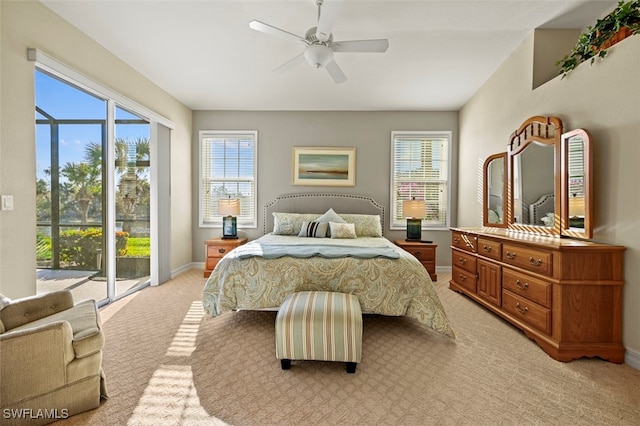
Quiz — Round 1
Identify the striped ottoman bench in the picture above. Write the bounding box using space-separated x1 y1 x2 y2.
275 291 363 373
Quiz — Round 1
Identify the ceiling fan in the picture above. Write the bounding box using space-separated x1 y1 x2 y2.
249 0 389 84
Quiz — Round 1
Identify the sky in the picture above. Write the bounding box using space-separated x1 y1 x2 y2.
35 70 149 181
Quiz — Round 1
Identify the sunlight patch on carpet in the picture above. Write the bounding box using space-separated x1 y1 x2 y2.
127 300 229 425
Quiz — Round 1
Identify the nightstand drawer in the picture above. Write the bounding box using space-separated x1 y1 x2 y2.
207 244 233 258
403 246 435 261
204 237 247 277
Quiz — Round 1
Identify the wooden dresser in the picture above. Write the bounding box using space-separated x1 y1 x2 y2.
394 240 437 281
449 227 625 363
204 237 247 278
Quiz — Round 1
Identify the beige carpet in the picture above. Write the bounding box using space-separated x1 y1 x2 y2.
55 269 640 426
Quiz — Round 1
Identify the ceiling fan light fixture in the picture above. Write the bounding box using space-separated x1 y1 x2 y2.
304 45 333 68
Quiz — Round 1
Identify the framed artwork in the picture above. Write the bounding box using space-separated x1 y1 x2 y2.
292 147 356 187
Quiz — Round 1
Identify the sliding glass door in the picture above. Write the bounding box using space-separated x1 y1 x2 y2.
35 70 151 303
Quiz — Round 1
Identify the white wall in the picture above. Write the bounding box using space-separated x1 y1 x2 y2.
459 32 640 363
0 0 193 298
192 110 459 266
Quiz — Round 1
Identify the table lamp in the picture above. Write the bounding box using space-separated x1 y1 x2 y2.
218 198 240 239
403 198 425 241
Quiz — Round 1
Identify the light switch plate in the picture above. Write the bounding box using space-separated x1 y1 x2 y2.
1 195 14 211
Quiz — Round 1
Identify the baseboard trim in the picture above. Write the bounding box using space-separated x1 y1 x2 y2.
625 347 640 370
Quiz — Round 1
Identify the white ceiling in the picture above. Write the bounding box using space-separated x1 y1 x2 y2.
40 0 618 111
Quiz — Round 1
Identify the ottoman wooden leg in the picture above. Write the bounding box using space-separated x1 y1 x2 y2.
346 362 357 374
281 359 291 370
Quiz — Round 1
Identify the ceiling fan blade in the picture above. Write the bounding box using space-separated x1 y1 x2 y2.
325 59 347 84
316 0 342 42
273 53 306 73
332 39 389 53
249 20 307 44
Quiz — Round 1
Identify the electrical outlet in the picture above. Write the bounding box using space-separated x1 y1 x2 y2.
1 195 14 211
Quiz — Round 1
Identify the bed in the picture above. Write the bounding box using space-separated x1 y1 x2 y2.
202 193 455 338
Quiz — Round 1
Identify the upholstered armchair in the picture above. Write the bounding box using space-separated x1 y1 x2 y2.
0 290 107 425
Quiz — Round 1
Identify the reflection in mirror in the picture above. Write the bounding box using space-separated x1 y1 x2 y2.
561 129 593 239
483 153 507 227
512 142 555 227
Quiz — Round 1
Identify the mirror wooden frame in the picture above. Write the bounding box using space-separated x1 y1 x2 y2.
482 152 508 228
560 128 593 239
507 116 562 236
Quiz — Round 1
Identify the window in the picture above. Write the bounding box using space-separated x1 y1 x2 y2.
200 131 257 227
390 131 451 229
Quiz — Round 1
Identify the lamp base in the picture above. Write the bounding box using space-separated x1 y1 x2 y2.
406 218 422 241
222 216 237 239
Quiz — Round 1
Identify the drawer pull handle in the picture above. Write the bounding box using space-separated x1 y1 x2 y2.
218 248 226 254
515 303 529 315
458 257 467 264
414 251 421 256
515 280 529 290
453 237 460 243
529 257 543 266
458 274 467 281
505 251 516 260
483 245 492 252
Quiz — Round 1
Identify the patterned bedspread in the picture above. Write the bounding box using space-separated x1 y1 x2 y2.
202 235 455 338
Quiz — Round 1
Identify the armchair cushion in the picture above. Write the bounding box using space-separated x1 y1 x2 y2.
8 299 104 358
0 290 74 331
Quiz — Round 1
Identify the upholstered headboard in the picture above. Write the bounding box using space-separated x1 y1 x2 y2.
529 193 554 226
263 193 385 235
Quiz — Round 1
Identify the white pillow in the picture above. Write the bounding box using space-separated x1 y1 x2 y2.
316 208 345 224
316 208 346 237
0 293 11 310
329 222 357 239
298 221 329 238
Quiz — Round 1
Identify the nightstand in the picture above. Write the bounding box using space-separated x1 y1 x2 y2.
394 240 437 281
204 237 247 277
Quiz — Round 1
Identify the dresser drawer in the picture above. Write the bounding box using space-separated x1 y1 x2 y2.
452 249 477 274
452 231 477 253
478 238 501 261
502 290 551 335
502 244 553 276
503 268 552 308
452 266 477 293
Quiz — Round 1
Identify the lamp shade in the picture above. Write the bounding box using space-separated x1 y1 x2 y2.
569 196 585 217
403 199 425 219
218 198 240 216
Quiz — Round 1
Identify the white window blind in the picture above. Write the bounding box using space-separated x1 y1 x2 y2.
568 139 585 196
199 131 257 227
390 131 451 229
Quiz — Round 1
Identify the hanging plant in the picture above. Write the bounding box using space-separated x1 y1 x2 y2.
557 0 640 78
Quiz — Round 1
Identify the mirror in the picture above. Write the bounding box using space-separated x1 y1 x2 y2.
561 129 593 239
507 116 561 236
483 153 507 227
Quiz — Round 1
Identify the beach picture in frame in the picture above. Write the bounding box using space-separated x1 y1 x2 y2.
292 147 356 187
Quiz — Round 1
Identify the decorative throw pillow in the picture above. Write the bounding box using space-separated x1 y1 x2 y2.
329 222 357 239
339 214 383 237
273 212 319 235
316 208 346 237
298 221 329 238
316 208 345 224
